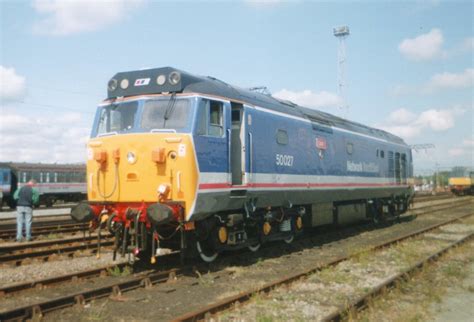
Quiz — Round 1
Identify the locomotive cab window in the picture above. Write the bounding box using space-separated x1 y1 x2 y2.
97 101 138 135
276 129 288 145
141 98 191 131
196 99 224 137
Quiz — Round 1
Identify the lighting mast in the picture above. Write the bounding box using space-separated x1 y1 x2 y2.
333 25 350 117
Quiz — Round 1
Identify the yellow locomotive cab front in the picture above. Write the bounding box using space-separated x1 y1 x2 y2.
87 133 198 220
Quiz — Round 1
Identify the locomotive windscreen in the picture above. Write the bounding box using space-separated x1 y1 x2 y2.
93 98 192 137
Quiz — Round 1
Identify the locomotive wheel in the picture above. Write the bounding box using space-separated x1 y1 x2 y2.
248 242 261 252
196 240 218 263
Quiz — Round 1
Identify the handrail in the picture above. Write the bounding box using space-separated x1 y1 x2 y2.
227 129 232 183
248 132 253 179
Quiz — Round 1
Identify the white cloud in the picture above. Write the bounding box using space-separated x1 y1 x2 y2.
376 107 466 140
387 108 417 124
424 68 474 92
398 28 445 61
0 111 90 163
273 89 342 109
0 66 26 101
415 109 458 131
391 68 474 96
32 0 145 36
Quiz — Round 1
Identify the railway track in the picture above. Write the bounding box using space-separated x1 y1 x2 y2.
173 208 473 321
0 196 469 293
0 197 470 321
0 203 77 213
0 235 114 266
412 193 453 203
0 222 88 241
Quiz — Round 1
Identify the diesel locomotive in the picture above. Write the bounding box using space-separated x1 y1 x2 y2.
71 67 414 263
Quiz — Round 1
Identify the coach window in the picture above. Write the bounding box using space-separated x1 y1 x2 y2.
380 150 385 158
276 129 288 145
32 171 41 183
54 173 58 183
197 99 224 137
346 142 353 155
40 172 43 183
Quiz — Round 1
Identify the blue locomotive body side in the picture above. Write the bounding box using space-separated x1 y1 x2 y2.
191 97 412 219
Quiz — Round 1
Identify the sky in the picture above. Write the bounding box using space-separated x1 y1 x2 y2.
0 0 472 175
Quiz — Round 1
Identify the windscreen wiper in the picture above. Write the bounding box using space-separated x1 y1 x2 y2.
163 93 177 128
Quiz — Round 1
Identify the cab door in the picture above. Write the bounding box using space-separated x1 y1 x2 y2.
230 102 245 186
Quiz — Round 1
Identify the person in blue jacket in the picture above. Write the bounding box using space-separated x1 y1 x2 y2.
13 179 39 242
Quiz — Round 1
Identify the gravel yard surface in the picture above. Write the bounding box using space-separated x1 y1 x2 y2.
40 200 472 321
221 223 474 321
431 261 474 322
0 251 127 287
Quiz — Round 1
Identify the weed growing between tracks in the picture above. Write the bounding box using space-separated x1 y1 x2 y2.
106 265 132 277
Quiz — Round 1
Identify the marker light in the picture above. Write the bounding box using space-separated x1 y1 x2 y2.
156 74 166 85
127 151 137 164
120 79 129 89
108 79 118 91
168 71 181 85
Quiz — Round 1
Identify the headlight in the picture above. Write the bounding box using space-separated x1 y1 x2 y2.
108 78 118 91
127 152 137 164
120 79 129 89
168 71 181 85
156 74 166 85
158 184 169 194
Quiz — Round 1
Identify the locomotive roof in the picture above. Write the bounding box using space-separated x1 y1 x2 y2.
107 67 407 145
0 162 85 172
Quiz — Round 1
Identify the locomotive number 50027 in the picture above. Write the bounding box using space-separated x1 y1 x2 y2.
276 154 294 167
